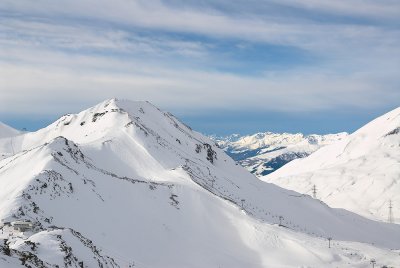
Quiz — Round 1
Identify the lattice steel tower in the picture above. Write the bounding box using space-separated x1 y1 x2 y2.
312 185 317 199
388 199 394 223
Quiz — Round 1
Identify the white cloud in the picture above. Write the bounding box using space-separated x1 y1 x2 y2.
274 0 400 19
1 50 398 117
0 0 399 118
0 17 211 59
1 0 398 51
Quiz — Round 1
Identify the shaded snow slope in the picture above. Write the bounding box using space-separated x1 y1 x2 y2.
213 132 347 176
263 107 400 223
0 99 399 267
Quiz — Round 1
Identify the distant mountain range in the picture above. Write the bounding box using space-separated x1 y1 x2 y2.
213 108 400 224
263 107 400 223
212 132 347 176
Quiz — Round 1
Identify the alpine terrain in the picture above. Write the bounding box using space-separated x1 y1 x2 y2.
212 132 347 176
0 122 22 160
0 99 399 267
263 107 400 224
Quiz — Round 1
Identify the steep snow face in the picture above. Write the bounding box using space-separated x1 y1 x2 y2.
0 99 400 267
263 107 400 223
213 132 347 176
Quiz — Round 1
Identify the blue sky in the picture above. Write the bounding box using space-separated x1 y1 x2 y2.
0 0 399 135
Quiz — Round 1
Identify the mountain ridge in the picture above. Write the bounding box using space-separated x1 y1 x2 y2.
0 99 399 267
212 131 347 176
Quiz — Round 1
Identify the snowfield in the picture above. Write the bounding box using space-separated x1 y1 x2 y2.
0 99 399 267
0 122 21 160
0 122 21 139
263 107 400 224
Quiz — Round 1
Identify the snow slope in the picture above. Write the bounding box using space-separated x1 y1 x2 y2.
0 122 20 139
0 122 22 160
263 107 400 223
213 132 347 176
0 99 399 267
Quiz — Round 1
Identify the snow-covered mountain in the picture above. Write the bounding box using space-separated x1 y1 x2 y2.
0 99 399 267
0 122 21 139
213 132 347 176
0 122 22 160
263 107 400 224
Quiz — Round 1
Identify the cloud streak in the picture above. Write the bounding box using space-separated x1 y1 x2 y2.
0 0 399 122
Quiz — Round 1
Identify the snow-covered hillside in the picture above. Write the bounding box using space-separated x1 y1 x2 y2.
0 99 399 267
0 122 22 160
263 107 400 224
213 132 347 176
0 122 20 139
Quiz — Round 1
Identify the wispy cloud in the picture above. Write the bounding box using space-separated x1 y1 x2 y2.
1 52 397 116
274 0 400 19
0 0 399 120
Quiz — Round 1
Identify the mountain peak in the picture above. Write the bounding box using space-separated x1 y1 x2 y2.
21 99 196 150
